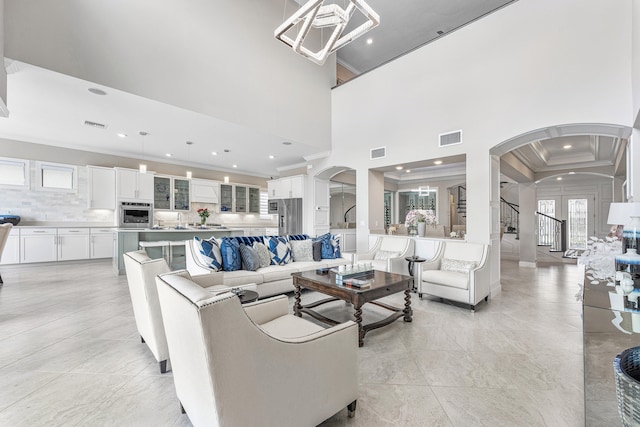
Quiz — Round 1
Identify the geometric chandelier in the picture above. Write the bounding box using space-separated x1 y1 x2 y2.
274 0 380 65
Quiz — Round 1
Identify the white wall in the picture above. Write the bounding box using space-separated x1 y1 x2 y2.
4 0 335 151
326 0 632 246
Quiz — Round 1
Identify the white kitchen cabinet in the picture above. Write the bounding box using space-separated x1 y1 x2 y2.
116 168 154 202
289 175 305 198
0 228 20 265
57 228 90 261
21 228 57 263
87 166 116 209
267 175 305 199
90 228 114 259
191 179 219 203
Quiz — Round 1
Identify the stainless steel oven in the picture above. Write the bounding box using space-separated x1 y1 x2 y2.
268 200 279 214
119 201 153 229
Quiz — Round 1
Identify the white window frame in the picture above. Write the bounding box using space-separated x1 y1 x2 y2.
36 161 78 193
259 189 271 219
0 157 30 188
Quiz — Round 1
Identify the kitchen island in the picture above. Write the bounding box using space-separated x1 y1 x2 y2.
113 227 244 275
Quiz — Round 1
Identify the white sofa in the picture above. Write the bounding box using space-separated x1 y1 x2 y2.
356 235 415 274
415 240 490 311
185 237 352 298
123 250 256 373
156 270 359 426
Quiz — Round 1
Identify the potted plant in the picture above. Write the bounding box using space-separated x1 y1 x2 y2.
197 208 210 227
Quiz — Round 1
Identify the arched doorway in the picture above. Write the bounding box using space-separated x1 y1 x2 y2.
490 123 630 266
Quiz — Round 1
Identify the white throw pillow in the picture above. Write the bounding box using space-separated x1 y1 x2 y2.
289 239 314 262
252 242 271 268
441 258 477 274
373 250 400 261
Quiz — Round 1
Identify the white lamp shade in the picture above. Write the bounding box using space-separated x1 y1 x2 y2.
608 202 640 225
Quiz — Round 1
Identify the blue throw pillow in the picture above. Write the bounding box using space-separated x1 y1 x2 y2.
239 244 261 271
287 234 309 241
230 235 265 245
313 233 335 259
220 238 242 271
194 236 222 271
266 236 292 265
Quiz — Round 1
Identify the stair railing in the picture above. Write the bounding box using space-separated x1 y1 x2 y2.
500 197 520 239
536 212 567 252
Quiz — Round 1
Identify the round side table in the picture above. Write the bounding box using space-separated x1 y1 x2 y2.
405 256 426 292
232 289 259 304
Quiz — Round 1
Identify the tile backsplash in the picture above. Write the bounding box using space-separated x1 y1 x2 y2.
2 165 115 224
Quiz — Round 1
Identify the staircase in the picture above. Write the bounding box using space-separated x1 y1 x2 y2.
498 198 571 260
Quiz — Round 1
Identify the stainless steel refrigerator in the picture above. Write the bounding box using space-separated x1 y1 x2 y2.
277 198 303 236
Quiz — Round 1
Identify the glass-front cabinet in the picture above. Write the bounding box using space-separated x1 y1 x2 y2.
154 176 190 211
235 186 247 212
398 189 437 219
220 184 233 212
154 176 172 210
174 179 190 210
249 187 260 213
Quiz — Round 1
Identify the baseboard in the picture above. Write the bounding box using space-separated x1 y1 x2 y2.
518 261 537 268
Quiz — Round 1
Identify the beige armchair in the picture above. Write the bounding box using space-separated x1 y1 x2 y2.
155 270 359 427
357 235 415 274
123 250 255 373
0 223 12 285
415 240 490 311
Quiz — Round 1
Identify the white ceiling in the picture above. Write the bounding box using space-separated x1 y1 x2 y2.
333 0 516 75
0 60 322 178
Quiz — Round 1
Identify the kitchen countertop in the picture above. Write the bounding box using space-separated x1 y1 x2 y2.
115 227 243 232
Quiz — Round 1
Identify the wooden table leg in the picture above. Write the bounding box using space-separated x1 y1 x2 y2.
294 283 302 317
403 288 412 322
354 305 364 347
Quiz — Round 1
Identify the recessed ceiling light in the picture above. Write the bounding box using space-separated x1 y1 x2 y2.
366 38 373 45
269 155 275 159
186 141 194 146
433 160 443 165
569 171 576 175
395 166 403 170
117 133 127 138
165 153 173 157
563 144 572 149
139 131 149 136
224 149 230 153
88 88 107 96
211 151 218 156
406 169 411 173
556 177 563 180
282 141 293 145
232 164 238 168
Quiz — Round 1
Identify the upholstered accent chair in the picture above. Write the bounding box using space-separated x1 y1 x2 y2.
123 250 256 373
415 240 490 311
0 223 12 285
155 270 359 427
356 235 415 274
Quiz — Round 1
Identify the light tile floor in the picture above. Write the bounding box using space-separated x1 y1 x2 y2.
0 260 586 426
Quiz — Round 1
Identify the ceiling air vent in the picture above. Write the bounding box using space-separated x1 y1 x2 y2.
84 120 107 130
439 130 462 147
370 146 386 160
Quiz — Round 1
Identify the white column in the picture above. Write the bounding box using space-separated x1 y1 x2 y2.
467 151 500 295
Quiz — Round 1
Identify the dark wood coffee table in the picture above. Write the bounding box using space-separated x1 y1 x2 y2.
292 270 413 347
